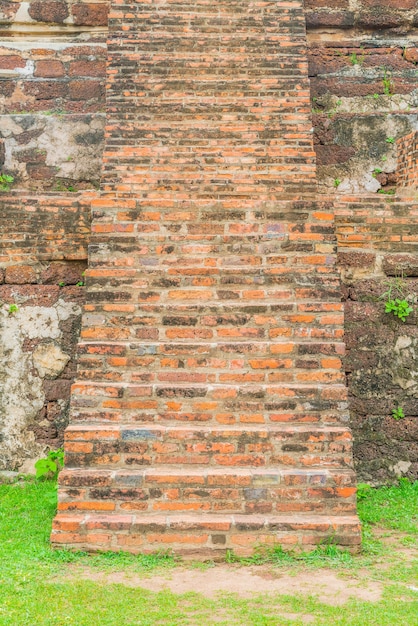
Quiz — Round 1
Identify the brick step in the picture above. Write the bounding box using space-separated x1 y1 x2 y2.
51 513 362 556
64 424 353 470
78 341 345 366
57 467 357 516
80 309 344 340
70 380 349 426
77 340 346 360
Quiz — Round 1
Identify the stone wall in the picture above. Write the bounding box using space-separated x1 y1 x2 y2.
336 194 418 483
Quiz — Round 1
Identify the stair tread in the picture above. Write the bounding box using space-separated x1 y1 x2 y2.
54 512 360 524
66 424 352 432
61 466 355 475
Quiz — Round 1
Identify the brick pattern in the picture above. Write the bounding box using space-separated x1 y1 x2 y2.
397 132 418 189
336 194 418 253
0 44 106 114
52 0 360 554
305 0 417 32
0 193 91 266
336 193 418 483
1 1 109 27
0 193 90 453
309 48 418 100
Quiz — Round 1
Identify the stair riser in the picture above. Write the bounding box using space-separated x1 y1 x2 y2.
71 412 348 426
57 483 356 515
59 469 356 488
51 515 362 556
70 383 349 426
64 429 353 469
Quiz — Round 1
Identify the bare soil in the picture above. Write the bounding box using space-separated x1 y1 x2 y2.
67 564 383 605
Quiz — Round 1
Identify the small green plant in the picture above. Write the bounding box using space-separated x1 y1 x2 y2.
0 173 14 192
381 277 413 322
55 180 77 193
373 93 380 100
76 280 84 287
35 448 64 480
378 188 395 195
357 483 373 501
382 69 394 96
349 51 364 66
372 168 383 178
333 178 342 188
385 298 413 321
392 406 405 420
58 281 66 287
386 136 395 144
8 303 18 314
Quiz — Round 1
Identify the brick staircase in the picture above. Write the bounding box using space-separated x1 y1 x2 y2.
51 0 361 556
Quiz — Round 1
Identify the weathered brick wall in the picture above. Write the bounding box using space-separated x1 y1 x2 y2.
305 0 417 33
0 0 107 191
305 0 418 194
0 194 90 470
2 1 417 193
336 194 418 482
0 0 416 489
397 131 418 188
0 2 102 470
303 0 418 483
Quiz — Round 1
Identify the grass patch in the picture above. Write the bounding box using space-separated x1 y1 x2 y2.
226 543 354 568
357 479 418 533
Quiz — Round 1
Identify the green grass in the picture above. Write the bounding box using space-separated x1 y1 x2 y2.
0 478 417 625
357 479 418 533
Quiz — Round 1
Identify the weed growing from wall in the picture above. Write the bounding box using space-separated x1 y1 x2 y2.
392 407 405 421
0 174 14 192
381 277 413 322
35 448 64 480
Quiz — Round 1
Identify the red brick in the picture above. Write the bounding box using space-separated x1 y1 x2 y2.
69 60 106 78
29 1 69 23
5 265 37 284
69 80 104 101
73 3 109 26
0 55 26 70
34 60 65 78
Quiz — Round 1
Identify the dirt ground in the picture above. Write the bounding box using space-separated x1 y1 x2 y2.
69 564 384 605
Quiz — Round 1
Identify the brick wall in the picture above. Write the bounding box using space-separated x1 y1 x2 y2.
305 0 417 33
0 0 416 490
0 1 107 191
336 193 418 482
0 1 102 470
397 132 418 188
303 2 418 484
305 0 418 194
0 194 90 470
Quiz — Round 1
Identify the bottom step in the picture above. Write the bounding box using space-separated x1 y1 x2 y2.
51 513 361 557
